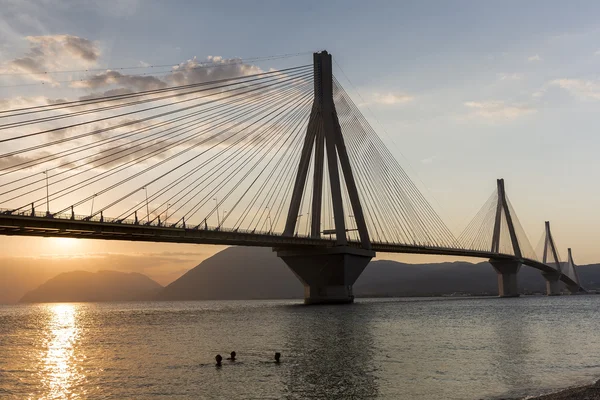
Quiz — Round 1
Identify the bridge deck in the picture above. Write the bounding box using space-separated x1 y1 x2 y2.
0 212 579 288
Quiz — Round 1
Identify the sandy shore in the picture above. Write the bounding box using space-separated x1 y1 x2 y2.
523 379 600 399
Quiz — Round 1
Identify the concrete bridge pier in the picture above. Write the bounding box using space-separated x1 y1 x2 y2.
490 259 520 297
277 246 374 305
566 284 581 294
542 272 562 296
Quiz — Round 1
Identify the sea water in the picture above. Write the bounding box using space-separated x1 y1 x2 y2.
1 296 599 399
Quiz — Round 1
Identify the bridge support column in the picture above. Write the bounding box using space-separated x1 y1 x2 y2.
490 259 520 298
276 246 374 305
542 272 562 296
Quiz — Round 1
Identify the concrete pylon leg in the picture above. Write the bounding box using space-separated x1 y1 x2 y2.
542 272 561 296
489 259 521 298
276 246 374 305
567 285 580 295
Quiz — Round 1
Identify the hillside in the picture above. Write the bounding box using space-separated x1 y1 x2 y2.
20 270 163 303
157 247 600 300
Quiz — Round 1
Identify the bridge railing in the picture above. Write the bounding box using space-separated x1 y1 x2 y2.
0 207 317 239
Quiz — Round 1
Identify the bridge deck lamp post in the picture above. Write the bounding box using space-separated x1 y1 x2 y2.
43 170 50 216
266 207 273 233
165 203 171 225
213 197 220 227
90 193 97 216
143 186 150 223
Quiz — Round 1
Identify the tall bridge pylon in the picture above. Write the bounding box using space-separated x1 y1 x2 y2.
489 178 523 297
541 221 563 295
566 248 583 293
277 51 375 304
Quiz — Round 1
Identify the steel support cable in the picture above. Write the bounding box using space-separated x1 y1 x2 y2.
232 109 310 231
339 124 385 243
78 85 314 219
140 90 313 225
333 93 389 242
0 53 313 91
0 67 312 134
477 198 499 251
304 149 314 237
271 149 306 234
334 85 440 245
506 197 538 260
3 81 313 206
0 85 272 178
0 69 312 139
457 195 493 246
268 118 320 234
344 109 456 248
216 106 310 231
334 81 458 248
247 140 303 233
0 66 311 126
0 80 312 196
263 115 312 235
338 101 415 244
0 69 312 148
342 108 450 246
465 193 496 251
336 105 391 243
471 199 498 251
336 99 409 244
457 191 496 249
13 83 311 215
253 117 314 234
110 85 313 222
234 128 305 233
108 82 314 220
0 73 313 175
0 64 312 117
0 52 312 79
302 153 314 236
332 76 459 247
179 94 313 226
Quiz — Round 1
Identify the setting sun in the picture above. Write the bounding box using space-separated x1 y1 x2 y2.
50 238 80 251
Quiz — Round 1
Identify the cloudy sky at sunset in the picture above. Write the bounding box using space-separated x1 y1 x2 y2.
1 0 600 286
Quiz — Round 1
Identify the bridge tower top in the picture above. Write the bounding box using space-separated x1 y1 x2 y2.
491 178 522 258
542 221 562 274
284 51 371 249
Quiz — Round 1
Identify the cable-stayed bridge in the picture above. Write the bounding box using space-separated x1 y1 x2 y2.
0 51 583 303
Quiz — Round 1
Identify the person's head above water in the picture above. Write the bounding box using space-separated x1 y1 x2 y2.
274 352 281 363
229 351 236 360
215 354 222 366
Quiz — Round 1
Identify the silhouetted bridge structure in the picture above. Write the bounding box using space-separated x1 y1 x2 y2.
0 51 583 303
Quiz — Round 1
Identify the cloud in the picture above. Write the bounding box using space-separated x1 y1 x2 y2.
549 78 600 100
420 156 436 164
369 92 414 105
497 73 523 81
595 50 600 56
70 70 167 91
0 35 100 86
463 101 536 121
69 55 263 95
527 54 542 62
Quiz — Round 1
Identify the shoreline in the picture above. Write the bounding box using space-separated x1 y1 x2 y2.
519 379 600 399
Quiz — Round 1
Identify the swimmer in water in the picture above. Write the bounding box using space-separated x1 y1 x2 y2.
274 352 281 363
215 354 222 367
227 351 236 361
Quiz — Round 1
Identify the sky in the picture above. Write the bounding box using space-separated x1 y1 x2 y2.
1 0 599 284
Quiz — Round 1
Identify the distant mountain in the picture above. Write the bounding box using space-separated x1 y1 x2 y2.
20 270 163 303
156 247 600 301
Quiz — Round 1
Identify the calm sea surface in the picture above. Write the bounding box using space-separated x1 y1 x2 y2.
1 296 599 399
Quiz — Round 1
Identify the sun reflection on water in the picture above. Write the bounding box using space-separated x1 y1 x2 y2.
41 304 84 399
